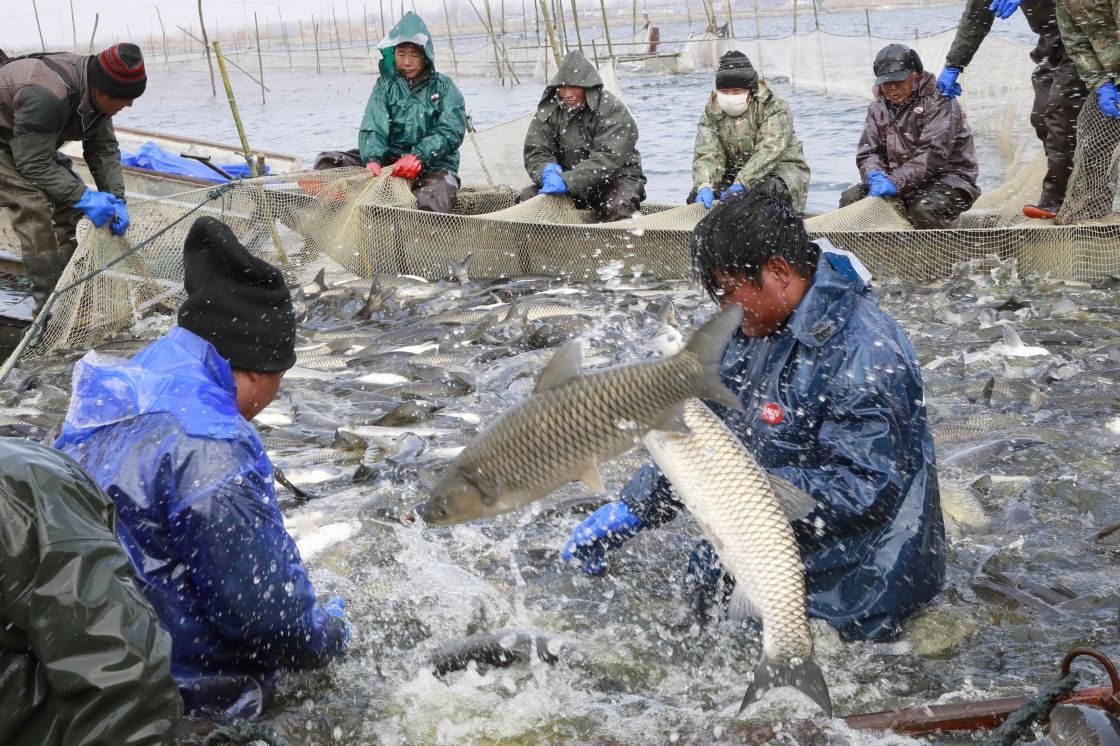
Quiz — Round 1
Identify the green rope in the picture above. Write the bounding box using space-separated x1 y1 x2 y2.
203 720 291 746
978 672 1080 746
0 182 236 389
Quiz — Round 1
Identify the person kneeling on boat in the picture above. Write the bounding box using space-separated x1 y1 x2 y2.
314 12 465 213
54 216 349 720
0 43 144 313
520 50 646 222
839 44 980 230
0 438 183 745
690 51 811 213
562 188 946 643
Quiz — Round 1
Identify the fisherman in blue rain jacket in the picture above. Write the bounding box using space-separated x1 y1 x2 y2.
563 188 945 642
54 216 349 719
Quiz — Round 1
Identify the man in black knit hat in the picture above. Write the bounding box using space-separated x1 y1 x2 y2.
690 50 811 212
0 43 146 312
55 216 350 720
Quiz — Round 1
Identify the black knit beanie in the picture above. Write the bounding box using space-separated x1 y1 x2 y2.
89 43 147 99
177 217 296 372
715 51 758 93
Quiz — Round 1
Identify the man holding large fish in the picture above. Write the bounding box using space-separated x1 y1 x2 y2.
564 188 946 644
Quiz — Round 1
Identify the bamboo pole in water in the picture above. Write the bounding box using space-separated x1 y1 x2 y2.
598 0 613 57
212 41 257 176
537 0 563 68
363 3 374 73
554 0 569 53
482 0 504 85
31 0 46 52
198 0 217 96
631 0 637 40
379 0 386 39
569 0 583 53
346 0 355 44
279 7 293 68
534 0 541 44
753 0 763 73
792 0 798 35
313 17 321 73
179 25 270 89
812 0 820 31
333 6 346 71
156 7 170 69
725 0 735 38
442 0 460 77
69 0 79 51
254 12 266 104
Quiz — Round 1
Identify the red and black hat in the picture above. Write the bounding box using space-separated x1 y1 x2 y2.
89 43 146 99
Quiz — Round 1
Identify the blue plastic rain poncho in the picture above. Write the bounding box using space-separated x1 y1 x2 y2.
623 246 946 642
54 327 347 717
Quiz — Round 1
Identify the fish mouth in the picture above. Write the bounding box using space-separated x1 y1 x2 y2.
410 499 450 524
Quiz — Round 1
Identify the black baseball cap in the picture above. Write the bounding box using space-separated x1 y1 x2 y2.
873 43 920 85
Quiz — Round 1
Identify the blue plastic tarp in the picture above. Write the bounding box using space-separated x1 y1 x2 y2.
120 141 268 182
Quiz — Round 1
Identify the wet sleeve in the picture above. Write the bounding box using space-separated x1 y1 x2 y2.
9 86 87 204
358 81 391 164
886 98 960 195
411 79 466 167
562 100 641 198
855 108 887 181
171 470 347 670
523 107 559 185
619 462 684 527
691 109 726 191
731 98 797 189
9 459 182 744
82 119 125 200
944 0 995 70
768 375 907 532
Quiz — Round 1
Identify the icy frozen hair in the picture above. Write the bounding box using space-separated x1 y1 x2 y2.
690 187 818 300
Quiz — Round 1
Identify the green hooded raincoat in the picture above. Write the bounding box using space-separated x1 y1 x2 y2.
358 12 466 174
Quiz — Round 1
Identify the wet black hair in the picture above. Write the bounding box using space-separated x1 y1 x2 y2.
690 187 819 301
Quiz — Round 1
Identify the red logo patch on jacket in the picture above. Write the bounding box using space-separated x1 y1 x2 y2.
760 402 784 425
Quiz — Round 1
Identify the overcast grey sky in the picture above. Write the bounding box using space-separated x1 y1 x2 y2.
3 0 452 53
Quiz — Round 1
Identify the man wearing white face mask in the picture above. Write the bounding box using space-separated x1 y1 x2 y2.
690 51 811 212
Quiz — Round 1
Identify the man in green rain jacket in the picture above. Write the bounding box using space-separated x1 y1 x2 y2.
0 438 182 745
521 50 646 222
356 12 466 213
691 51 811 212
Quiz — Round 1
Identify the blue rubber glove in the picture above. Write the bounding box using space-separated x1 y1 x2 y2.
937 67 962 98
540 166 569 195
719 182 745 201
561 501 644 575
109 197 129 237
73 188 118 228
321 595 351 649
988 0 1021 19
1098 82 1120 118
866 169 899 198
695 186 715 209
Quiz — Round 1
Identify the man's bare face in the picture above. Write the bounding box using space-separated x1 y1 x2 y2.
880 70 919 105
557 85 586 111
395 43 426 82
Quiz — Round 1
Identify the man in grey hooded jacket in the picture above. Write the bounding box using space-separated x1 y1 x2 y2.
520 50 645 222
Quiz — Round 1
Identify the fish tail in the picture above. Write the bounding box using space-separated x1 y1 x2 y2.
739 653 832 718
683 306 743 412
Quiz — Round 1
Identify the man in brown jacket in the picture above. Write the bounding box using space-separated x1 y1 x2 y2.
840 45 980 229
0 44 145 311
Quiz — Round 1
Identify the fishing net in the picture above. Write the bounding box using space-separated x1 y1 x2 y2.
4 28 1119 376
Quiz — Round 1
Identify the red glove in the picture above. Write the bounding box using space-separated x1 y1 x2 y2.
366 161 382 176
391 153 422 179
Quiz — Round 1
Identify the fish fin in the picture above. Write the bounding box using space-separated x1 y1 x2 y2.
683 307 744 412
656 299 678 326
767 476 815 520
739 653 832 719
448 253 474 284
654 404 692 435
1000 323 1024 349
727 582 763 621
578 459 606 492
980 377 995 406
535 341 582 393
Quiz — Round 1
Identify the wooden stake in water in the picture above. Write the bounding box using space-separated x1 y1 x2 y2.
254 12 266 104
864 7 871 36
379 0 386 39
345 0 355 44
69 0 79 51
212 41 256 177
554 0 569 53
278 7 293 68
483 0 503 85
537 0 562 68
156 7 170 68
313 18 322 74
792 0 798 35
812 0 820 31
198 0 217 96
333 6 347 71
363 2 373 72
31 0 47 53
725 0 735 38
753 0 763 73
442 0 460 77
569 0 583 53
598 0 613 56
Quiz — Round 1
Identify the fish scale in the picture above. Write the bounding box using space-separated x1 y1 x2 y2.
643 398 830 716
